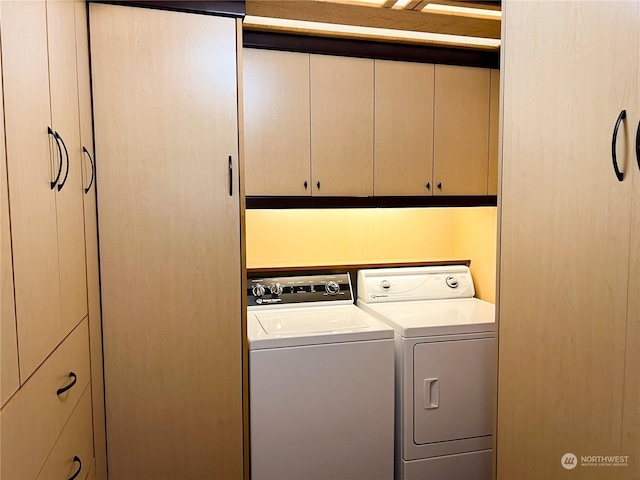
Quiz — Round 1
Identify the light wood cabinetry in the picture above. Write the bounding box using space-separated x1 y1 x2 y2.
74 1 107 478
0 44 19 407
374 60 434 196
488 69 499 196
1 0 63 381
1 319 91 480
90 4 244 478
434 65 490 195
311 54 374 196
244 49 311 196
496 2 638 479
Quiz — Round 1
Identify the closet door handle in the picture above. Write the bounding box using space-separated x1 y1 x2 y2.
55 132 70 191
48 127 63 189
82 146 95 194
636 122 640 169
56 372 77 395
228 156 233 196
68 456 82 480
611 110 626 182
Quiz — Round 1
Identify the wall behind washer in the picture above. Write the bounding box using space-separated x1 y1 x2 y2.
246 207 497 302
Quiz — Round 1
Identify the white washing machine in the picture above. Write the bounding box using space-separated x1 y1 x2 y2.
248 273 395 480
357 266 495 480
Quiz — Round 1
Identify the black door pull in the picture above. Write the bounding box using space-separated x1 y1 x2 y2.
228 156 233 196
56 372 77 395
437 182 442 190
82 146 95 194
611 110 626 182
635 120 640 172
304 180 308 189
426 182 430 190
55 132 70 191
68 456 82 480
316 181 320 190
48 127 63 190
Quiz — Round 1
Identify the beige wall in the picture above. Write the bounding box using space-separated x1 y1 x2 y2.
246 207 497 302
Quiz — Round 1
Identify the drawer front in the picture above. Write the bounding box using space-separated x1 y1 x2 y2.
37 385 95 480
0 318 91 479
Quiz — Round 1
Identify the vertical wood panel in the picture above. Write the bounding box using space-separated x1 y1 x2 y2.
244 49 311 196
1 0 62 381
47 0 88 339
497 2 636 479
0 37 20 406
434 64 490 195
488 68 499 195
74 1 108 478
311 54 373 196
374 59 434 196
90 4 243 478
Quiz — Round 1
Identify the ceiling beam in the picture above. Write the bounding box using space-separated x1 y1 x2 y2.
246 0 501 39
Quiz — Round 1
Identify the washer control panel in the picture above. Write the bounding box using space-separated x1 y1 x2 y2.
248 273 353 307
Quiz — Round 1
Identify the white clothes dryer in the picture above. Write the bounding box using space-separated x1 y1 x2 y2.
357 266 496 480
248 273 395 480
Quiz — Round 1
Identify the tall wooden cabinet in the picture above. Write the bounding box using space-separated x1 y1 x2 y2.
1 1 105 478
496 2 639 479
90 4 245 478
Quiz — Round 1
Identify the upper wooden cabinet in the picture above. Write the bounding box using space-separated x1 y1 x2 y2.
434 65 490 196
310 54 374 196
374 60 434 196
488 69 500 195
244 49 311 196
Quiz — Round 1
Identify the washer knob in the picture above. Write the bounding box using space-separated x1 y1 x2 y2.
270 283 283 296
446 276 459 289
252 284 265 297
380 279 391 290
325 281 340 295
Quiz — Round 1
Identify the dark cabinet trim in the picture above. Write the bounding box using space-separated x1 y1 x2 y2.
243 31 499 69
246 195 498 209
89 0 246 18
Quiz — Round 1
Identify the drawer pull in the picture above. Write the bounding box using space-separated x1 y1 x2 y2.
56 372 77 396
68 456 82 480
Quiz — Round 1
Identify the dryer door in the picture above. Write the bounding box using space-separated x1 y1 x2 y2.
413 337 494 445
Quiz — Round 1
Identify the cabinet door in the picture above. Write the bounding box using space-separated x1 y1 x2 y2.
0 41 20 407
434 65 490 195
374 60 434 196
47 0 88 336
622 106 640 473
90 4 243 479
74 2 107 479
497 2 636 479
244 49 311 196
311 54 373 196
488 69 499 195
1 0 62 381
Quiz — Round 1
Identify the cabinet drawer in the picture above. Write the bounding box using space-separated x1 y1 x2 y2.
0 318 91 479
37 385 94 480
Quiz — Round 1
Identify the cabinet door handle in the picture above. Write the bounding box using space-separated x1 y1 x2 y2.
316 181 320 190
82 146 95 194
636 122 640 169
611 110 626 182
55 131 70 191
68 456 82 480
437 182 442 190
56 371 77 395
48 127 63 190
304 180 308 189
228 156 233 196
426 182 430 190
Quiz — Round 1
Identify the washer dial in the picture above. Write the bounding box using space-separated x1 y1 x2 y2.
325 281 340 295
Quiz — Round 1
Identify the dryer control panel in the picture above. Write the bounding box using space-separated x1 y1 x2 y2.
247 273 353 307
358 266 475 303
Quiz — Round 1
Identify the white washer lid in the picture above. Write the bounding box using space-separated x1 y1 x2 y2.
357 298 495 337
248 305 394 350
